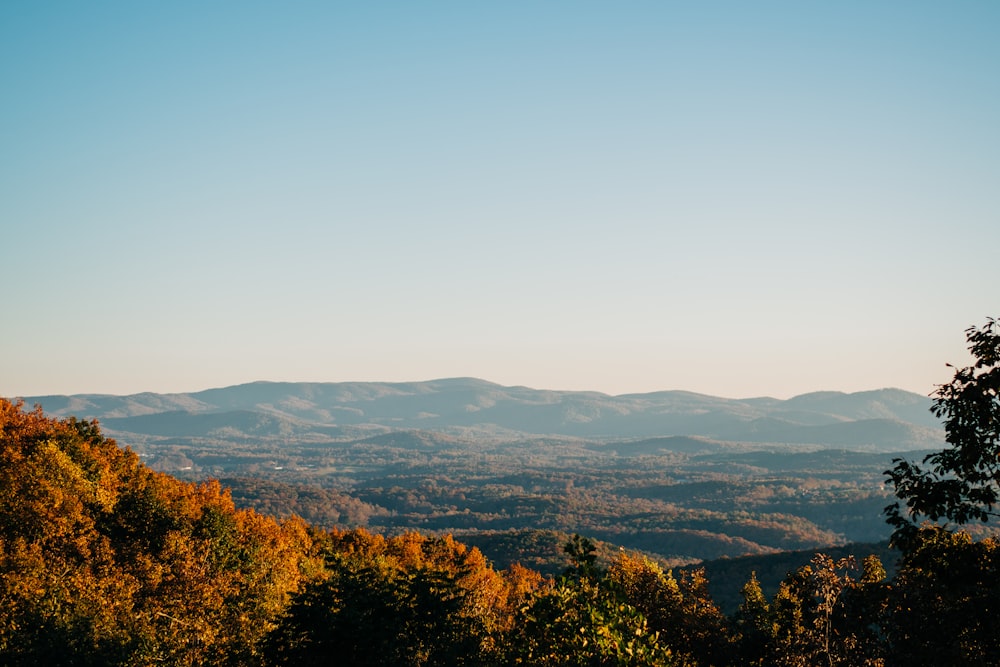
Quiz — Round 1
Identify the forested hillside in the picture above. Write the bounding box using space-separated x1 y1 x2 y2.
18 382 943 566
5 395 1000 665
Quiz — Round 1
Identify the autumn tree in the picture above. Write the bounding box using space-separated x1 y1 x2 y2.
0 398 315 665
0 401 138 663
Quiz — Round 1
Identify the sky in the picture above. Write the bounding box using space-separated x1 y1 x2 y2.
1 1 998 399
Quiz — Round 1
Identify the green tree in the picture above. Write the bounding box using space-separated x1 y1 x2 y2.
885 317 1000 547
605 552 733 666
734 572 775 667
502 540 677 665
883 527 1000 666
562 533 599 580
504 576 676 666
264 553 486 667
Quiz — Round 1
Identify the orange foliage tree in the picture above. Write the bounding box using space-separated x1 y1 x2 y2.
0 398 318 664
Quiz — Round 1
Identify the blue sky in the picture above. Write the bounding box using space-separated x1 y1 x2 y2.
2 2 997 399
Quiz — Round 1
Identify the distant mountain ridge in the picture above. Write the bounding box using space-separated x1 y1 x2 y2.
17 378 942 451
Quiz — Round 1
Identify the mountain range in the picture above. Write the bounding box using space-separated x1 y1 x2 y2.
18 378 942 451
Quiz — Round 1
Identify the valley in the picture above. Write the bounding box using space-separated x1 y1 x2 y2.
24 379 940 567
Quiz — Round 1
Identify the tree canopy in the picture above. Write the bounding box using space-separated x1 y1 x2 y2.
885 317 1000 547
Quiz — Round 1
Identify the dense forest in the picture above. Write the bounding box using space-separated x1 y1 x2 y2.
4 319 999 665
0 404 991 664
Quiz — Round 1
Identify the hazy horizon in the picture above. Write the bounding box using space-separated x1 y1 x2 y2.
2 3 996 400
6 375 938 404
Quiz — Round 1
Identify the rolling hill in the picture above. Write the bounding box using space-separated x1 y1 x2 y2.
18 378 942 451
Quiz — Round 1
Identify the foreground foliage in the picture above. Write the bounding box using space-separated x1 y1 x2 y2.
0 399 315 664
885 317 1000 546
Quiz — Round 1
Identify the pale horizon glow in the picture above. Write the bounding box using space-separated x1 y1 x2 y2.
1 2 997 401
